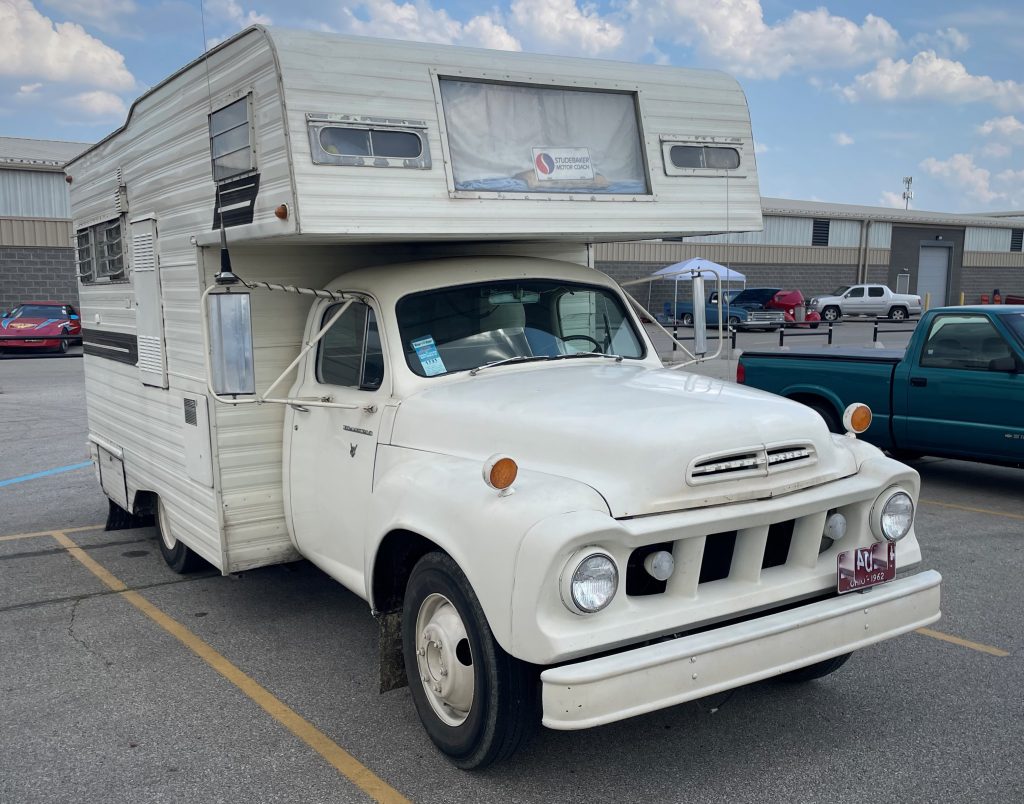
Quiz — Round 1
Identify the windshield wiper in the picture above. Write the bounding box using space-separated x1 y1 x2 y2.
468 355 553 376
552 351 624 362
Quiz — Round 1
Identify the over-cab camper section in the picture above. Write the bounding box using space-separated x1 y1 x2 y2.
66 27 761 573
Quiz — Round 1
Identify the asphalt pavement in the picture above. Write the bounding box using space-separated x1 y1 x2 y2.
1 349 1020 804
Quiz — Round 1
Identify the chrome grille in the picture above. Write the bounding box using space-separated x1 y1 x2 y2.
688 443 816 484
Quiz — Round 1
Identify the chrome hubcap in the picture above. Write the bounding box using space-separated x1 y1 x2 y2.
415 593 474 726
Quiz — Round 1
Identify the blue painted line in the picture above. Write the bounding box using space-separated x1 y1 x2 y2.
0 461 93 489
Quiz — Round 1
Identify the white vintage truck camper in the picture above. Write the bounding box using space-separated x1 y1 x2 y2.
68 27 941 769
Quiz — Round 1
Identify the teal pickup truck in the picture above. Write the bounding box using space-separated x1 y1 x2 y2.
737 306 1024 468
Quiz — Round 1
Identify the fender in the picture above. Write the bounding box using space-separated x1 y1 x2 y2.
365 444 610 655
780 383 846 421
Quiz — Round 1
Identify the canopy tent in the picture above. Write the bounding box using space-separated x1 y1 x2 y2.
652 258 746 284
651 259 745 323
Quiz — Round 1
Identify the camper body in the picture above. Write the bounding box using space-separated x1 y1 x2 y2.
68 28 940 768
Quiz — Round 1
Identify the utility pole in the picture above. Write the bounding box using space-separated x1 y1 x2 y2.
902 176 913 210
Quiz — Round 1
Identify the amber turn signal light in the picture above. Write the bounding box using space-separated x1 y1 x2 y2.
483 454 518 492
842 403 872 435
274 204 288 220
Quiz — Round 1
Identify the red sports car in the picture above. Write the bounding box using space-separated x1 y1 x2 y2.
0 301 82 354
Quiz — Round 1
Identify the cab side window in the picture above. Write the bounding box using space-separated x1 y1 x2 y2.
847 287 864 298
317 301 384 390
868 287 884 297
920 314 1012 371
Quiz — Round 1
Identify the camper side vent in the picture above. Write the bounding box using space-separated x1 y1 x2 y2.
183 398 198 427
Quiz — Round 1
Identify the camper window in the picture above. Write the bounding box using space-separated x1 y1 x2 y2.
437 78 649 195
666 144 741 171
308 117 430 169
209 96 254 181
317 302 384 390
76 218 126 283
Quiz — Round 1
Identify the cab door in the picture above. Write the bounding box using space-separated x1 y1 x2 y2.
843 286 866 314
286 298 388 594
902 313 1024 462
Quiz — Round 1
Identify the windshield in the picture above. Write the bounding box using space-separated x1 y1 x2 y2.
9 304 65 318
830 286 850 296
397 279 645 377
732 289 777 305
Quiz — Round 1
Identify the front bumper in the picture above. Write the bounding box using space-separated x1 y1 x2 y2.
541 569 941 730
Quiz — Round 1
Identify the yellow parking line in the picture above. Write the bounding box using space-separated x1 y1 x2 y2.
51 531 411 804
919 499 1024 521
916 627 1010 657
0 523 105 542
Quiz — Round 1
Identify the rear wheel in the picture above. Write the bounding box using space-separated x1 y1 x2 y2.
821 306 841 323
781 652 852 682
402 552 537 769
156 498 206 573
888 306 908 321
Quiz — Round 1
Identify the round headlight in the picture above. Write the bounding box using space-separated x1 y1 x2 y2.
566 553 618 614
873 490 914 542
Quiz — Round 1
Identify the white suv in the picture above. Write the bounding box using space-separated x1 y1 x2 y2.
809 284 923 322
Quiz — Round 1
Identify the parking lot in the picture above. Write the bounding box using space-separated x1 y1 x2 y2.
1 350 1021 804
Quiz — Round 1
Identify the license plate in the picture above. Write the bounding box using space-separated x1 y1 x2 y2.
837 542 895 594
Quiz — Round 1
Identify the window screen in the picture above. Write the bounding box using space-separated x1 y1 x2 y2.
438 79 648 195
319 127 423 159
209 97 254 182
668 145 740 170
76 218 125 283
317 302 384 390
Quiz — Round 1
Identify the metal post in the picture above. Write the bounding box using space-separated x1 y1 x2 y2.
827 322 834 345
778 326 785 348
672 279 679 352
873 321 879 343
731 327 737 350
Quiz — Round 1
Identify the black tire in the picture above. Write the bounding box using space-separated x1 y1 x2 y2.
807 401 842 434
889 449 924 462
156 498 206 573
821 306 841 323
888 306 908 321
402 552 537 769
682 312 694 327
728 315 741 326
57 329 69 354
781 652 852 682
809 322 820 330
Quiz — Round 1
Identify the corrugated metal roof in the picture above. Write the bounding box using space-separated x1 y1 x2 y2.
0 137 91 170
762 196 1022 229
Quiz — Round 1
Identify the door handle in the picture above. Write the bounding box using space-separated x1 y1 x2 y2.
910 377 927 387
289 403 310 412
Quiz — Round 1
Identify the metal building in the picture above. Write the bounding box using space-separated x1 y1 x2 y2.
597 197 1024 314
0 137 91 311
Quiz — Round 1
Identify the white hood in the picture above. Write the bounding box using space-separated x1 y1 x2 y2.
389 363 858 517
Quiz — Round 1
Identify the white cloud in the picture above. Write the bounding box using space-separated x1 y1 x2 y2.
879 190 905 208
909 27 969 56
981 142 1012 158
754 142 769 154
833 132 854 146
65 89 129 120
0 0 134 90
16 82 42 97
44 1 138 35
510 0 623 55
629 1 900 79
840 51 1024 111
337 1 520 50
206 0 271 27
996 167 1024 184
978 115 1024 139
920 153 1001 204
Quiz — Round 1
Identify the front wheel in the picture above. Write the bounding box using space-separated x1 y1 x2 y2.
402 552 537 769
681 312 694 327
821 306 841 323
781 652 852 682
57 329 70 354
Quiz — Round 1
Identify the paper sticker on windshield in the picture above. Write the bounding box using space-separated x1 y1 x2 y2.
532 147 594 181
412 336 447 376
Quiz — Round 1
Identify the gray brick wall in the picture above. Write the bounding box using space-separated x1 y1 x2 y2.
959 266 1024 304
0 246 79 311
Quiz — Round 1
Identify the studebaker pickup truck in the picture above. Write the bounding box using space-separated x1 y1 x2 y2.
738 306 1024 468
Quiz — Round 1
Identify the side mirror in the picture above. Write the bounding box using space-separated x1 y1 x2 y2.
207 292 256 395
989 355 1021 373
691 273 707 356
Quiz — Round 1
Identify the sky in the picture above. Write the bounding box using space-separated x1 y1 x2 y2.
2 0 1023 213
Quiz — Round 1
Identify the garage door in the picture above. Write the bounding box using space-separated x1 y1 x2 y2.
918 246 950 308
